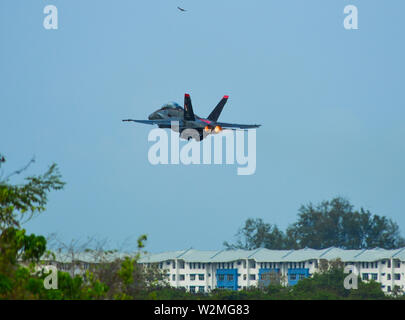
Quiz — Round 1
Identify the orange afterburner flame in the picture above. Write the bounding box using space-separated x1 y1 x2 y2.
214 125 222 133
204 126 211 133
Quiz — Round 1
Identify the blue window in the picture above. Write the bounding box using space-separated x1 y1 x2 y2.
216 269 238 291
287 268 310 286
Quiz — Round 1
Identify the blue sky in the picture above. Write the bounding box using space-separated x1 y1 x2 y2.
1 0 405 252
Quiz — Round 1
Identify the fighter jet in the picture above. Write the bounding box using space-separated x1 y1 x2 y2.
177 6 187 12
122 94 261 141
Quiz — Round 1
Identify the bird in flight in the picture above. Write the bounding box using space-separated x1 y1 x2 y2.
177 6 187 12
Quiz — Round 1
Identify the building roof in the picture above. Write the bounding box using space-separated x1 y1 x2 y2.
41 247 405 264
138 247 405 264
248 248 293 262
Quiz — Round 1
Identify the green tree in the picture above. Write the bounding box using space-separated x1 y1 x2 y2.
224 218 287 250
288 197 405 249
0 155 66 299
225 197 405 250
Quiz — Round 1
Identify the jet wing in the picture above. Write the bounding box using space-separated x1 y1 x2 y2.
214 121 261 129
122 119 183 126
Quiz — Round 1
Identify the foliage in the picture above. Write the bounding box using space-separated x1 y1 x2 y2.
288 197 405 249
0 155 402 300
225 197 405 250
0 160 65 231
224 218 288 250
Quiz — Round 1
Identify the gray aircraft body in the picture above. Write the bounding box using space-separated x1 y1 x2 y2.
123 93 261 141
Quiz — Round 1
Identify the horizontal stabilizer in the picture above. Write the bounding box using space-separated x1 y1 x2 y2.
214 121 261 129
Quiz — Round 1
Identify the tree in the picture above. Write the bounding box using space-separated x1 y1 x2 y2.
225 197 405 251
224 218 288 250
287 197 405 249
0 155 65 231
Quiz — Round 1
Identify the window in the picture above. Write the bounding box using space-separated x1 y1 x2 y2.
179 261 185 269
189 263 193 270
190 274 196 281
198 263 201 269
172 275 175 281
202 263 205 269
249 274 256 280
198 286 205 293
227 274 234 281
289 274 297 281
396 262 401 268
190 286 196 293
199 274 204 281
243 274 247 280
362 273 369 281
172 262 176 269
394 274 401 280
388 260 391 268
387 274 391 280
180 275 185 281
218 274 225 281
371 274 378 281
166 261 171 265
237 261 241 266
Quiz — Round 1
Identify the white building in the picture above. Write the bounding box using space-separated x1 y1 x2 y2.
138 247 405 294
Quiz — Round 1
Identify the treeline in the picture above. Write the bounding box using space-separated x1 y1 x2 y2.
224 198 405 250
1 153 404 300
0 155 169 299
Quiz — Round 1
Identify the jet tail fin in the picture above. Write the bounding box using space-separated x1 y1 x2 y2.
184 93 195 121
207 95 229 122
